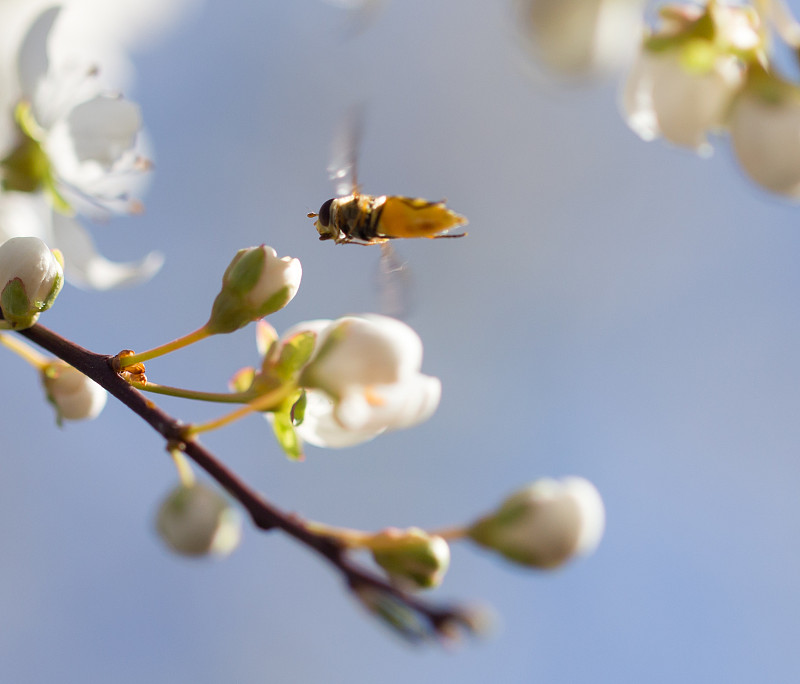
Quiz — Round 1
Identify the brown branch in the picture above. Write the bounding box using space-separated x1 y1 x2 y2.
11 319 476 643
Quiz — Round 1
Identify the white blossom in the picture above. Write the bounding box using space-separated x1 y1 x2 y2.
468 477 606 569
299 314 442 435
41 360 107 422
517 0 643 77
622 3 760 154
0 6 162 289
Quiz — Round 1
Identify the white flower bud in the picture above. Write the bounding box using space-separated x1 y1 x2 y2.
207 245 302 334
730 76 800 198
468 477 605 569
41 361 107 424
0 236 63 329
371 528 451 590
298 315 441 437
517 0 643 77
156 483 242 557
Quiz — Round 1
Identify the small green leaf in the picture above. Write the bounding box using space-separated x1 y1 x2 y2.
271 408 304 461
291 390 307 426
273 331 316 382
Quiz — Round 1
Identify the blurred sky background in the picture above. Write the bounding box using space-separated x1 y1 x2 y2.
3 1 800 682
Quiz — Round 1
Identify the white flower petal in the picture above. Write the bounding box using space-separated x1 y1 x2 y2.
0 192 52 243
51 212 163 289
292 389 385 448
64 95 142 167
17 6 60 102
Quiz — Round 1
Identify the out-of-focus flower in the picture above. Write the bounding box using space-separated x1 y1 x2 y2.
0 235 62 328
41 359 106 423
156 483 242 557
729 69 800 198
299 314 441 436
0 6 162 289
623 3 761 154
5 7 147 217
467 477 605 569
370 528 451 590
207 246 302 334
516 0 643 78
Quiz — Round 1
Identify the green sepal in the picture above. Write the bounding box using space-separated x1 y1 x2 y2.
37 269 63 311
271 405 304 461
1 278 30 320
206 289 251 334
222 247 265 296
272 331 316 383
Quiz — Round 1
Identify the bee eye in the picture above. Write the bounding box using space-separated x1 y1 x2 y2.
318 198 334 227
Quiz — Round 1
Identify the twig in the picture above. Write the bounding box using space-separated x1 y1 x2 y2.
10 318 475 642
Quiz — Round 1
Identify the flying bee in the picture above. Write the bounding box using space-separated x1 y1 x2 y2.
307 108 468 245
308 194 467 245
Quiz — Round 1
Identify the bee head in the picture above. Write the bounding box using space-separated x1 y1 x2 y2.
311 198 337 241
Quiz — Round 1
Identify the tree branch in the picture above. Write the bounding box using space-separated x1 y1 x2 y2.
11 319 476 643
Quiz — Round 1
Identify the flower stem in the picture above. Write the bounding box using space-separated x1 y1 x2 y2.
184 384 296 437
305 520 377 548
129 380 253 404
170 448 196 487
427 525 468 541
117 325 211 368
0 332 49 369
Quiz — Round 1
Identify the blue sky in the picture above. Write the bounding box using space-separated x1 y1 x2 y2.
3 1 800 682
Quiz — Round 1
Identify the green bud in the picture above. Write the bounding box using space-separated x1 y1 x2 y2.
371 528 451 590
206 245 302 334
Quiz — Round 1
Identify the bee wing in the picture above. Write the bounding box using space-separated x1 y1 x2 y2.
327 104 365 197
377 242 412 319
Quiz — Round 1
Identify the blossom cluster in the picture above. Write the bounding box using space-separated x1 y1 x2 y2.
519 0 800 198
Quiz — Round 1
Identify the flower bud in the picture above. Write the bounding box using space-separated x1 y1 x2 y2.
517 0 643 78
371 528 451 590
156 483 242 557
468 477 605 569
41 361 107 424
730 72 800 198
206 245 301 334
0 236 63 329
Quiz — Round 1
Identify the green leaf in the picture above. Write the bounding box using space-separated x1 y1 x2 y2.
291 390 307 426
273 331 316 382
271 408 304 461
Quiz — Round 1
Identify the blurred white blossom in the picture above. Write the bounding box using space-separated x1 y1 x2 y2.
730 71 800 198
623 3 761 154
517 0 643 78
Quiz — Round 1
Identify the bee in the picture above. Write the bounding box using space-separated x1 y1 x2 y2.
307 108 467 245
